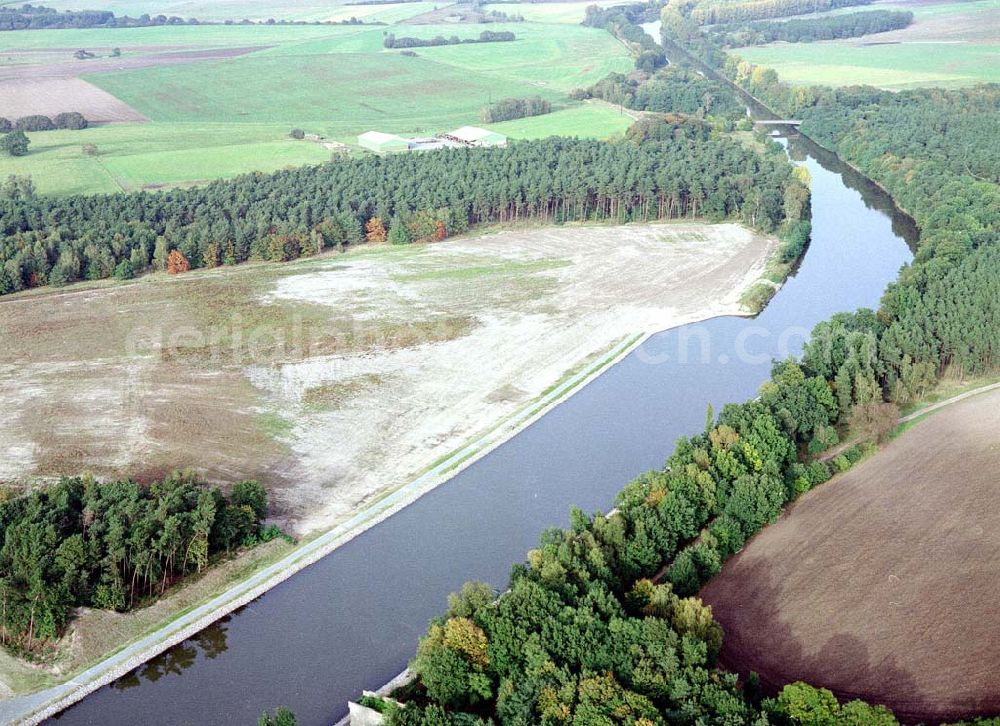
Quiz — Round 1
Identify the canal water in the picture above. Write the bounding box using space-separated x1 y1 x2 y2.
51 115 916 726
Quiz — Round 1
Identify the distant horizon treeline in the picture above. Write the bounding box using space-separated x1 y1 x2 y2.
684 0 874 25
0 3 384 30
0 133 808 296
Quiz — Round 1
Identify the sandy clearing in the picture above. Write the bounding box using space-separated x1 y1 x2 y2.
251 222 774 532
701 387 1000 723
0 222 775 535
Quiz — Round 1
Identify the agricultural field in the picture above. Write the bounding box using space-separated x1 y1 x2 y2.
0 123 334 195
735 0 1000 89
702 386 1000 723
485 102 634 139
480 0 621 24
0 16 633 195
0 222 776 536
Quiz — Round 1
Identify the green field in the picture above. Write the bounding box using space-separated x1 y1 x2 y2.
484 103 634 139
0 18 633 195
481 1 620 24
0 23 364 50
0 123 333 195
734 0 1000 90
736 41 1000 89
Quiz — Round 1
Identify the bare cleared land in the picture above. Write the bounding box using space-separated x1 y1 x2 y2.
0 46 261 121
701 387 1000 724
0 223 775 536
0 77 148 122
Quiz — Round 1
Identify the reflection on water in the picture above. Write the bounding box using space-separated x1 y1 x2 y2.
108 615 230 692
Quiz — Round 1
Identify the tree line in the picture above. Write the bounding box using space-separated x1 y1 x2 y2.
480 96 551 123
0 134 809 295
383 30 516 48
0 3 383 30
583 3 667 72
573 65 747 126
0 474 275 654
365 160 1000 722
709 9 913 47
0 111 88 133
0 4 199 29
678 0 874 25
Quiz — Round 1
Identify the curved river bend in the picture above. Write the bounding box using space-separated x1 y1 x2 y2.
50 130 916 725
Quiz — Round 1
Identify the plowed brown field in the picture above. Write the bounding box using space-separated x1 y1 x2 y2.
701 387 1000 724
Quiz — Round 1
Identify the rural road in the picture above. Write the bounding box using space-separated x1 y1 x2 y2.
899 381 1000 423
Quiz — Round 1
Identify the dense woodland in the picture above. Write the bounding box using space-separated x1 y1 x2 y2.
0 134 808 295
369 10 1000 726
708 9 912 46
0 474 274 654
573 65 747 126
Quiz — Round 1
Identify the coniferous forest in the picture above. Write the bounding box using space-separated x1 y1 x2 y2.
0 136 807 295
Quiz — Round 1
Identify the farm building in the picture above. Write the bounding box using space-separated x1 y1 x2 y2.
445 126 507 147
358 131 410 153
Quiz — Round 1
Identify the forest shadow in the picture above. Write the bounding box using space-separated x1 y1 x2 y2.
706 556 924 721
109 613 233 691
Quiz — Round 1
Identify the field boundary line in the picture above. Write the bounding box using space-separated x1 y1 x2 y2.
899 381 1000 424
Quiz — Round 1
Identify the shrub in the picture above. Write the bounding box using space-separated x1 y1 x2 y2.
289 128 305 140
15 115 55 132
831 454 851 473
53 111 88 130
387 218 412 245
113 259 134 280
807 460 830 486
166 249 190 274
1 130 29 157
